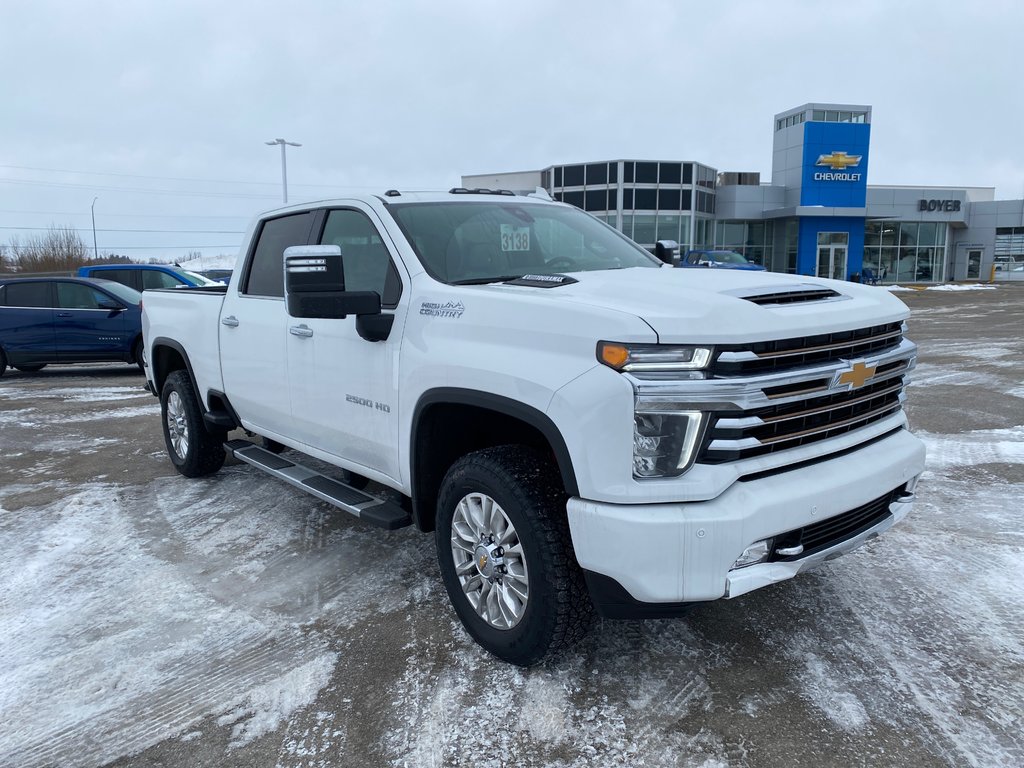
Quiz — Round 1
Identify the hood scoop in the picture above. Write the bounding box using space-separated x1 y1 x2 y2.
730 284 844 307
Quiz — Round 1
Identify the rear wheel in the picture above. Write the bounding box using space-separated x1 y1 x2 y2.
0 348 7 377
436 445 592 666
160 370 225 477
14 364 45 372
132 339 144 370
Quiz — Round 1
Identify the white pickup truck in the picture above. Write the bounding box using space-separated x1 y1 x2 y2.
142 189 925 665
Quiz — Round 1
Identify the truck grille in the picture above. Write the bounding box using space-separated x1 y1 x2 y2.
700 364 908 463
712 321 904 376
696 321 911 465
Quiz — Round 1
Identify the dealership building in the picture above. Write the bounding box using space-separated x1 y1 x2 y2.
463 103 1024 283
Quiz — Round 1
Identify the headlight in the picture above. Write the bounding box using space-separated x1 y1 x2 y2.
633 400 705 478
598 341 712 373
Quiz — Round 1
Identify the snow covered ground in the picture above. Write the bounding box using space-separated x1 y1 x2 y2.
0 287 1022 767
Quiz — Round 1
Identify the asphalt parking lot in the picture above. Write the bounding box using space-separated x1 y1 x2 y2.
1 285 1022 768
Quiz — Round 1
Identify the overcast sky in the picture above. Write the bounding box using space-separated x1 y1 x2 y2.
2 0 1022 262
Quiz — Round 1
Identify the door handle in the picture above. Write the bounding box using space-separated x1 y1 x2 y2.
289 324 314 338
221 315 239 328
57 312 72 318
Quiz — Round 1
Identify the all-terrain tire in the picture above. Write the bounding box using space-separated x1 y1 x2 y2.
160 370 226 477
436 445 593 666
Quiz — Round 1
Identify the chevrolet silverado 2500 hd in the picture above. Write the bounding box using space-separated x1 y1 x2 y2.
142 189 925 666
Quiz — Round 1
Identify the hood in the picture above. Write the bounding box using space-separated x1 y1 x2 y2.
485 267 909 345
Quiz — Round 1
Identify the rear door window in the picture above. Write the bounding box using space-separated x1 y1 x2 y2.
93 269 140 290
3 281 53 307
243 212 316 297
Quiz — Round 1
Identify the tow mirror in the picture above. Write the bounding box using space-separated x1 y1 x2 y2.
654 239 678 264
283 245 381 319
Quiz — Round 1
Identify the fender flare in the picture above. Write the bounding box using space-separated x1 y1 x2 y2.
410 388 580 528
149 337 201 400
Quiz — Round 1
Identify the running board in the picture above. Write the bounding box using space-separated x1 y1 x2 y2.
224 439 411 530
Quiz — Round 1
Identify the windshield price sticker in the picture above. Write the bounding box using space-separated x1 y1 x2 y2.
500 225 530 252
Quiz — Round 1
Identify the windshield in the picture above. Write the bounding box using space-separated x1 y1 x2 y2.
96 280 143 305
388 201 660 284
710 251 750 264
172 268 220 286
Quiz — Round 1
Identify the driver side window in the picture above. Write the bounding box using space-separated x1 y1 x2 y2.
320 209 402 306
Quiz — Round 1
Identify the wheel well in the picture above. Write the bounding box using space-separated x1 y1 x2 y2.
151 342 189 394
411 398 577 532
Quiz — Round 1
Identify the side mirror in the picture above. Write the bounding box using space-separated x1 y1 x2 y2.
654 239 678 264
98 298 124 311
283 244 381 319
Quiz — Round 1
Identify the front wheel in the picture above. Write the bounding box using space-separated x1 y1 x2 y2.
160 370 225 477
436 446 592 666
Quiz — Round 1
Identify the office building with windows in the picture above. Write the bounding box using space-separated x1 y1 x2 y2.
462 103 1024 283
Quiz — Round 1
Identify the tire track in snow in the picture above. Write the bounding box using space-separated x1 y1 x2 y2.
0 482 341 767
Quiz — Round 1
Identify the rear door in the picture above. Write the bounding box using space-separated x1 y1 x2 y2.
0 281 56 364
54 281 127 361
220 210 316 437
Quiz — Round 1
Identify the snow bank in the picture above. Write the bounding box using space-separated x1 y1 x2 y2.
926 283 997 291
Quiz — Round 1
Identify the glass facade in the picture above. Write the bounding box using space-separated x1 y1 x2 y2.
810 109 867 123
546 160 716 250
864 220 947 283
995 227 1024 258
713 220 775 266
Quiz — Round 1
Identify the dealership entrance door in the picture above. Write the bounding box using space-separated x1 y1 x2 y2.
816 232 849 280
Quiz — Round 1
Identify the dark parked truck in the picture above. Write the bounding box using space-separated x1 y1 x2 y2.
141 190 926 665
0 276 143 376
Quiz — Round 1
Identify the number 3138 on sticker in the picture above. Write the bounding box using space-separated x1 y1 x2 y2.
500 224 530 252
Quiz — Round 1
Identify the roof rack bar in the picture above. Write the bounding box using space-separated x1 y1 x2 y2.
448 187 516 196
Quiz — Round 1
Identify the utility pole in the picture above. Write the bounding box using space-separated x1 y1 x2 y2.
265 138 301 204
90 196 98 259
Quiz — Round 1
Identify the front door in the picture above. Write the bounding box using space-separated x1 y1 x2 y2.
54 281 127 361
286 204 407 481
816 244 848 280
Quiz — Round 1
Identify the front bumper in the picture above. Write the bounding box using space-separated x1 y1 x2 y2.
566 428 925 609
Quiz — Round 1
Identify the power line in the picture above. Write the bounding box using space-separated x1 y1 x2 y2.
0 208 250 220
69 245 241 251
0 225 244 234
0 163 393 191
0 177 278 199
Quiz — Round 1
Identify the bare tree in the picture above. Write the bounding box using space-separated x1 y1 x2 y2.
3 225 91 273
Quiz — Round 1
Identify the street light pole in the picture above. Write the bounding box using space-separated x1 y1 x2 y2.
265 138 301 204
90 196 98 259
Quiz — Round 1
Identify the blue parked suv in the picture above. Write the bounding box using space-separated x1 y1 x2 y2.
0 277 144 377
77 263 221 291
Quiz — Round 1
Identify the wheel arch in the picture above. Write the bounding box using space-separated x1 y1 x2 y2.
410 388 579 533
150 337 199 400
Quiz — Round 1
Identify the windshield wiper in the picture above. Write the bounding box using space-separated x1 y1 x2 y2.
450 275 524 285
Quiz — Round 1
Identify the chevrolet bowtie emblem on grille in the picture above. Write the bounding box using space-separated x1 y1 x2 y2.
834 361 877 390
816 151 862 171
